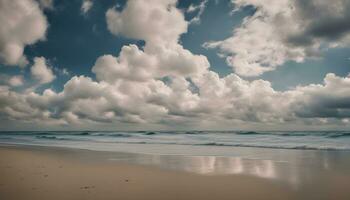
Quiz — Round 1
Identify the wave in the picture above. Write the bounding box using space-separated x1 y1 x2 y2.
2 134 350 151
236 131 262 135
75 132 90 136
2 131 350 139
144 132 157 135
197 142 349 151
35 135 71 140
325 132 350 138
234 131 350 138
235 131 315 137
89 133 131 137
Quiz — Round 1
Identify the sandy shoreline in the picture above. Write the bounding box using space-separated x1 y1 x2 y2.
0 145 349 200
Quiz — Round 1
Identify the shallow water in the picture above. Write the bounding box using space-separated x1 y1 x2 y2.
1 131 350 187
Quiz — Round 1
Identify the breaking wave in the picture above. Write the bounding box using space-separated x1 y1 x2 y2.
1 130 350 151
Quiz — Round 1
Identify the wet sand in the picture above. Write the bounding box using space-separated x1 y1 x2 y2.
0 145 349 200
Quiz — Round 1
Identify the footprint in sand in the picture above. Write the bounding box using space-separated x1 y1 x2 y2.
80 186 95 190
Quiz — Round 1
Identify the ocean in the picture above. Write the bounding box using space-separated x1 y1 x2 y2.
1 131 350 155
1 130 350 188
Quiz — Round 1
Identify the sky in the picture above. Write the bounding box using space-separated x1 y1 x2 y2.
0 0 350 131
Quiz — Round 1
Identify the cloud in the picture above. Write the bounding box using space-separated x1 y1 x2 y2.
8 76 24 87
291 73 350 119
1 0 350 129
92 44 209 83
289 0 350 46
0 0 48 67
0 86 64 125
204 0 350 76
187 0 208 25
2 68 350 128
81 0 93 15
53 67 70 76
101 0 209 82
0 74 24 87
38 0 54 10
106 0 187 46
30 57 56 84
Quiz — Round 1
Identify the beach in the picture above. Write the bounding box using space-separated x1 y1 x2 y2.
1 0 349 199
1 145 350 200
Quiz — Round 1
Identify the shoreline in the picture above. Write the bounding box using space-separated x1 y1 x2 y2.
1 139 350 160
1 145 350 199
0 145 297 200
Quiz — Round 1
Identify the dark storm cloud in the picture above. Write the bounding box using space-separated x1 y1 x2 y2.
292 73 350 119
295 95 350 118
288 0 350 46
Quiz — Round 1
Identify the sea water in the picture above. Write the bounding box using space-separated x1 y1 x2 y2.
1 131 350 189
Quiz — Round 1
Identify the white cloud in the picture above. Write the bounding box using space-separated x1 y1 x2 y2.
30 57 56 84
187 0 208 25
92 44 209 83
8 76 24 87
53 67 70 76
0 86 64 125
3 67 350 128
205 0 350 76
106 0 187 46
1 0 350 130
81 0 93 15
0 0 48 67
0 74 24 87
62 68 70 76
101 0 209 82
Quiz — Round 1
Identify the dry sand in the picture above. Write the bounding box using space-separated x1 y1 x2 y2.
0 145 348 200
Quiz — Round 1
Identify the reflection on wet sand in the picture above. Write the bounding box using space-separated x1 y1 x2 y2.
110 155 283 183
156 156 278 179
109 149 350 189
